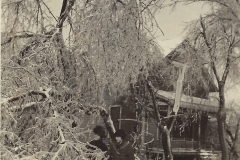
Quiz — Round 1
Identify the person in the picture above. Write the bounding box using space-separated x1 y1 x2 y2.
86 126 108 160
106 129 135 160
89 125 108 152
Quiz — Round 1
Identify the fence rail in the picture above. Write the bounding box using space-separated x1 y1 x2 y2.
148 139 221 151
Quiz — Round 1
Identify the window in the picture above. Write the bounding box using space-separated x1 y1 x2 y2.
172 116 199 141
110 105 122 129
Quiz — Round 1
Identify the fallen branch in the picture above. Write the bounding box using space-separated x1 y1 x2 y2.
1 65 40 78
10 101 42 111
1 32 52 46
1 88 51 105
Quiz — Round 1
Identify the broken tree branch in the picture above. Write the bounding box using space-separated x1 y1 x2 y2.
1 32 52 46
1 88 51 105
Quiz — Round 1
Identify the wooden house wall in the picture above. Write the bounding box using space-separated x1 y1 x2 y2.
206 118 221 150
142 110 220 151
110 105 137 135
74 85 114 144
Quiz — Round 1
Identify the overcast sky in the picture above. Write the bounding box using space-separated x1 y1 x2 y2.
155 2 211 55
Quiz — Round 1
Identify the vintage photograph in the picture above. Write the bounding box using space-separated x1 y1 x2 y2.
1 0 240 160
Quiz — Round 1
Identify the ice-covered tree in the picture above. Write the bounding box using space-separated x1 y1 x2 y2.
1 0 165 159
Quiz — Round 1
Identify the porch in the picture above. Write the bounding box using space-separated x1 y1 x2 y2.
145 139 221 151
139 140 221 160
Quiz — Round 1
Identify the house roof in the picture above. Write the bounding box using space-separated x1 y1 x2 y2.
166 39 208 64
165 39 218 93
155 90 219 113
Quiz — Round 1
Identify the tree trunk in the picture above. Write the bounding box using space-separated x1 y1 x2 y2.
218 84 229 160
55 33 76 85
230 117 240 160
162 129 173 160
54 0 76 86
218 116 228 160
146 80 174 160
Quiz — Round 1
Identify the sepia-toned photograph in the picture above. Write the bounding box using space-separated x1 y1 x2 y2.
1 0 240 160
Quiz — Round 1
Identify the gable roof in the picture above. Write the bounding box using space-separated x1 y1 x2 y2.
165 39 218 93
166 39 208 64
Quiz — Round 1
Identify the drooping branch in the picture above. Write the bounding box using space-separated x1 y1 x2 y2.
11 101 45 111
1 88 51 105
1 32 52 46
2 65 40 78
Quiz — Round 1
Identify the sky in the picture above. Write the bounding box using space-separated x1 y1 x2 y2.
154 2 211 55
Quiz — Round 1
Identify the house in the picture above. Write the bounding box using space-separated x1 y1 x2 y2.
107 39 221 160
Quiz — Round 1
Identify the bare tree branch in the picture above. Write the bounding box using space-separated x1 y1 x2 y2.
199 17 221 83
222 49 233 84
40 0 58 22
